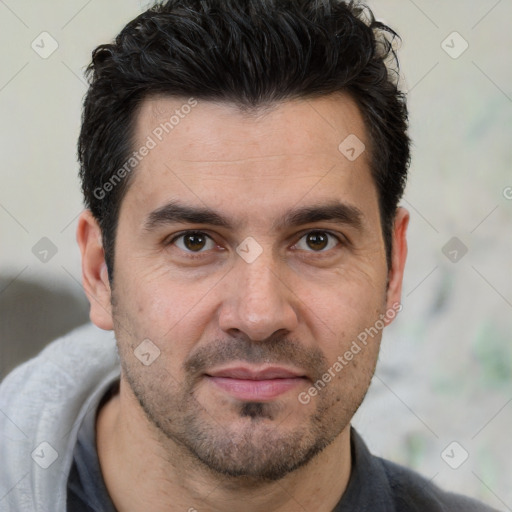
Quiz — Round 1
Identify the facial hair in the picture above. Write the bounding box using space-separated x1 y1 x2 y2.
117 326 376 482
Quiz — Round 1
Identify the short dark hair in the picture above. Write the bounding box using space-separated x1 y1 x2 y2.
78 0 410 280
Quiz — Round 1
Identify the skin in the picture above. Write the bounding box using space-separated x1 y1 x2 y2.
77 93 409 512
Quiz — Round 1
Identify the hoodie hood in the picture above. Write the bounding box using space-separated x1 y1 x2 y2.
0 323 120 512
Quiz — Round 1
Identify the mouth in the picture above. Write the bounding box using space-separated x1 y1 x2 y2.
205 365 308 401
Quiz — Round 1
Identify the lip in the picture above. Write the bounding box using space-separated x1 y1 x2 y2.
207 366 305 380
205 366 307 401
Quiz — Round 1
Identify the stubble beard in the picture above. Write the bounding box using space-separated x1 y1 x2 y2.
118 340 375 484
112 294 377 482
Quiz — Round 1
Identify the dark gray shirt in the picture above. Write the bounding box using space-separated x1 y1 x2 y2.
333 430 498 511
66 386 498 512
66 383 117 512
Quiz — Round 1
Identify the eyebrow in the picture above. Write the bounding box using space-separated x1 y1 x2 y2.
143 199 364 233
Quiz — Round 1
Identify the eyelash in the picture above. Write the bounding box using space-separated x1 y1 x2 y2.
167 230 343 257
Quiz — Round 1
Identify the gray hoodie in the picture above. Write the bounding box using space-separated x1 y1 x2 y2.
0 323 120 512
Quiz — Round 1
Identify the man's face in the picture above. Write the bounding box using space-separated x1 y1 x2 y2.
103 94 402 480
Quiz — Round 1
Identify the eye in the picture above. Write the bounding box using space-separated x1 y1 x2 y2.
170 231 216 253
294 231 341 252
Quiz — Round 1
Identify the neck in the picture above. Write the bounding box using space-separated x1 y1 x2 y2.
96 380 352 512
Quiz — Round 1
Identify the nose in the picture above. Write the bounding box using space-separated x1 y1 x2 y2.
217 255 299 342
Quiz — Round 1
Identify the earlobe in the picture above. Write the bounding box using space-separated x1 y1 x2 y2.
76 210 114 331
385 207 409 323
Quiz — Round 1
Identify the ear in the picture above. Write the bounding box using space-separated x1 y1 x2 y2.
76 210 114 330
385 207 409 323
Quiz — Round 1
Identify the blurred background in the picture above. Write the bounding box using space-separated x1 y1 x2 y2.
0 0 511 508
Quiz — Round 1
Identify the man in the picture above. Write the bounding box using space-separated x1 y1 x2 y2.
0 1 499 510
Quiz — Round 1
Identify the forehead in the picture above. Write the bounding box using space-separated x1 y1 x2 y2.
136 93 367 164
120 93 377 229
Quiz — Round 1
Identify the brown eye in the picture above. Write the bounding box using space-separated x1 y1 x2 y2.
184 233 206 251
295 231 340 252
172 231 215 253
306 232 328 251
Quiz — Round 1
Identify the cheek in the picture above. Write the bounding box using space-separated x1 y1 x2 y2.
314 264 386 317
301 270 387 361
117 261 196 323
118 272 216 367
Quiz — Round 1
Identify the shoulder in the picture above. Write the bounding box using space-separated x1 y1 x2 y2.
0 323 120 512
347 429 499 512
0 323 119 425
379 456 500 512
